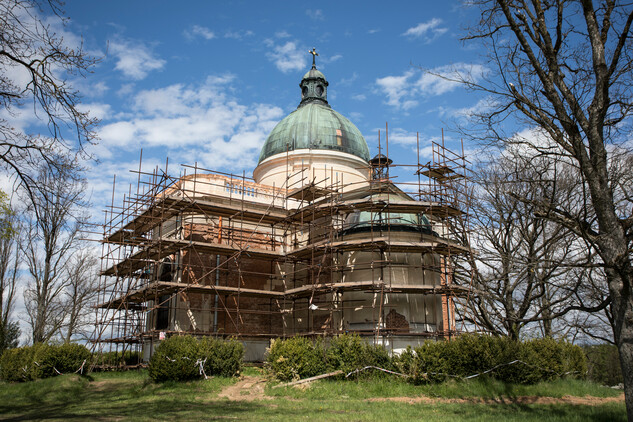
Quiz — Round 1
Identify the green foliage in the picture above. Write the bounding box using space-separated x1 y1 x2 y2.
266 334 393 381
264 334 587 384
148 336 202 382
0 320 20 355
0 190 15 240
392 346 416 376
148 335 244 382
93 350 142 366
0 345 38 381
325 334 366 375
200 337 244 377
265 336 326 382
0 343 89 382
583 343 622 386
326 333 392 377
412 335 586 385
30 343 91 379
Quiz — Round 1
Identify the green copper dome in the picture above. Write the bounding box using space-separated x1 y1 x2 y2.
258 64 370 164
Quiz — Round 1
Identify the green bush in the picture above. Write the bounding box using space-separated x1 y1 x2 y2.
326 334 366 375
148 335 244 382
583 344 622 386
31 343 91 379
513 338 586 384
392 346 416 377
200 337 244 377
0 343 90 382
0 345 38 382
148 335 202 382
266 336 326 382
412 335 586 385
264 333 587 385
266 334 394 381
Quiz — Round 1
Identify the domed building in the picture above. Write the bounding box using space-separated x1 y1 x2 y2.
95 55 471 363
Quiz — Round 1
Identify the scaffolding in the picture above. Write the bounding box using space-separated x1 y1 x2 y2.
92 130 474 364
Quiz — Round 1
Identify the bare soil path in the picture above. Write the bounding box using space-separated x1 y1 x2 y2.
218 375 268 401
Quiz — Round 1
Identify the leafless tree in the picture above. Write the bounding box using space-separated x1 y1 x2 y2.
22 159 88 344
450 0 633 416
61 249 99 343
459 151 609 340
0 0 98 200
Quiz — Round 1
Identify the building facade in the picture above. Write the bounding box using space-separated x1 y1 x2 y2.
95 62 471 362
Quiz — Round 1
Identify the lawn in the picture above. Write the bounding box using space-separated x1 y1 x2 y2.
0 368 626 421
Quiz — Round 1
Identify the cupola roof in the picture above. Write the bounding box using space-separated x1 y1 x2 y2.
258 49 370 164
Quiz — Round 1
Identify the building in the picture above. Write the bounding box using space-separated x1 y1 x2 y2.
94 58 472 362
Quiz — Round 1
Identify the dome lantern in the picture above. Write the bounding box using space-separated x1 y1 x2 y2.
299 48 329 107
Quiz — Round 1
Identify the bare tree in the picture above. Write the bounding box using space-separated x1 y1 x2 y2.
452 0 633 416
0 0 98 198
460 151 608 340
61 249 99 343
22 159 87 343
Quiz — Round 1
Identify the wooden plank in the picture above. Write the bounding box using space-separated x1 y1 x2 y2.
273 370 343 388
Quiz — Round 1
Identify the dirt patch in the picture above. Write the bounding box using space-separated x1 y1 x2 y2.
369 393 625 406
218 376 269 401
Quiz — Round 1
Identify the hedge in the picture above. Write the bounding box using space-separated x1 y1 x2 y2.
266 334 393 381
0 343 90 382
266 333 587 385
148 335 244 382
411 335 586 384
266 336 326 382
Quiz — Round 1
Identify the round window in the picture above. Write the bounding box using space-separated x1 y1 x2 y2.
315 85 324 96
302 86 308 97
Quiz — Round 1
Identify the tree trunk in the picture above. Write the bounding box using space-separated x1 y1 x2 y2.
608 270 633 418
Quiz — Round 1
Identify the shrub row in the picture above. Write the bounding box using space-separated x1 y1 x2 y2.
266 333 587 384
266 333 394 382
409 335 586 384
148 336 244 382
0 343 91 382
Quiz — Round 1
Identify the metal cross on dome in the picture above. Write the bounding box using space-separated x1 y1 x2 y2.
308 47 318 67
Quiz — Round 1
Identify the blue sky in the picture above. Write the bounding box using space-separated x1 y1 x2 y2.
51 1 488 218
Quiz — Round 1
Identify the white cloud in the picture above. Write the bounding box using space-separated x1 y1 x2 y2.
264 40 306 73
117 83 135 97
109 38 166 80
403 18 448 42
185 24 215 40
375 63 487 109
324 54 342 63
380 127 440 159
76 103 112 120
375 70 418 110
96 75 284 171
352 94 366 101
306 9 324 20
275 30 291 39
448 97 498 121
225 30 254 39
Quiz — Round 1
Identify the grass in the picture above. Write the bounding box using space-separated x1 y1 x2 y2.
0 370 626 421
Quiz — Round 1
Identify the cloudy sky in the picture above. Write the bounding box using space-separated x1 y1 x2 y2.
38 1 490 220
